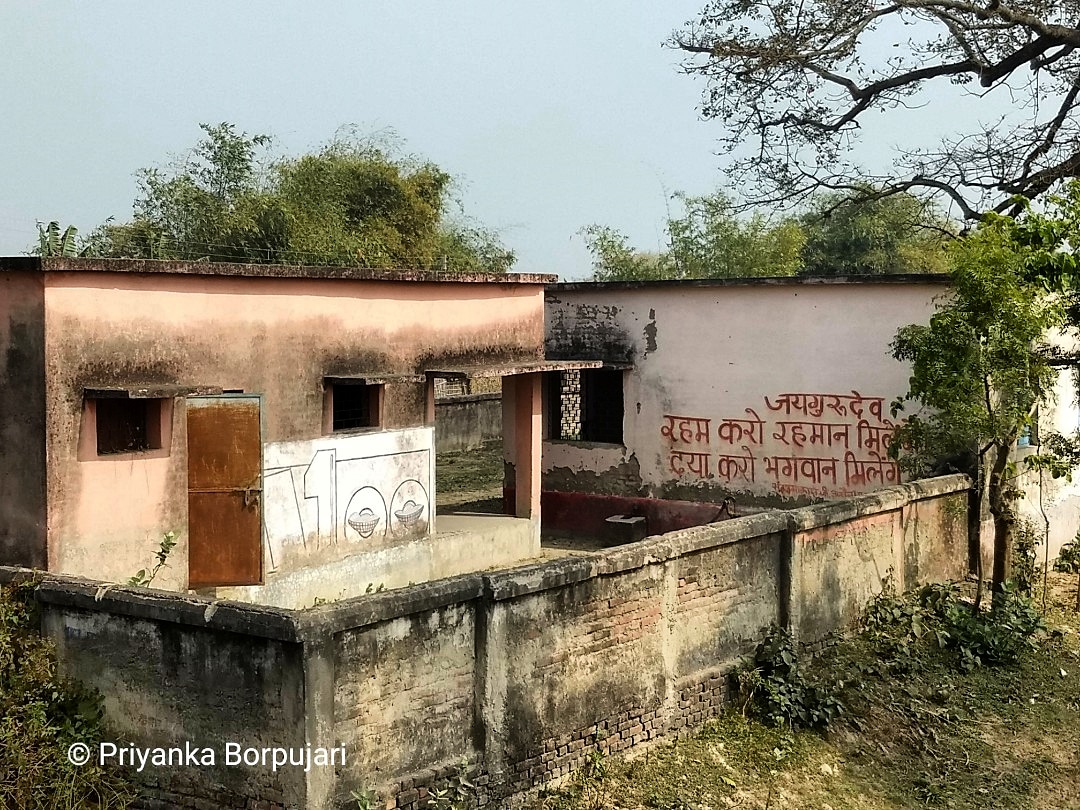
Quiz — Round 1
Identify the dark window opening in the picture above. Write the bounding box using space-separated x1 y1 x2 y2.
332 384 381 431
95 398 163 455
548 368 623 444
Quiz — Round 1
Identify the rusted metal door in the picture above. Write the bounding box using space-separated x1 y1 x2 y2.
187 396 263 587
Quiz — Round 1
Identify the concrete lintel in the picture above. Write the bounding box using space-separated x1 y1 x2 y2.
85 384 224 399
427 359 604 379
325 373 426 385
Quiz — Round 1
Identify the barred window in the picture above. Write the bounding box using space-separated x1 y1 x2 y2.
548 369 623 444
332 383 382 431
434 377 470 399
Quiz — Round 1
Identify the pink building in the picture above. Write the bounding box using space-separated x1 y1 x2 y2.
0 257 590 607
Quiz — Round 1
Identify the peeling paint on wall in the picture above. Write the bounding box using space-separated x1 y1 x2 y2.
643 308 658 355
545 302 633 363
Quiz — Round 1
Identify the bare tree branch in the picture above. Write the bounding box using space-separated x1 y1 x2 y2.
673 0 1080 217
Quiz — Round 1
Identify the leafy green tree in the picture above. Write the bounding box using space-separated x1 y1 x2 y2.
669 192 806 278
80 123 514 273
890 185 1080 604
582 188 956 281
800 193 955 276
579 225 675 281
33 221 81 257
581 191 804 281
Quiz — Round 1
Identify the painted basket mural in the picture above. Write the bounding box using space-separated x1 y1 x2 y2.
262 427 434 573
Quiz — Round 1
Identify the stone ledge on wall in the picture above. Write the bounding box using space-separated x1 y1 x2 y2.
297 572 485 635
0 473 971 635
785 473 971 531
0 567 304 642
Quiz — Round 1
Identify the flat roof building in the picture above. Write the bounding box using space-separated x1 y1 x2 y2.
0 257 571 606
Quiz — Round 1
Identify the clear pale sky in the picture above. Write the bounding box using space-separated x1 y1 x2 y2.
1 2 1013 279
0 1 735 279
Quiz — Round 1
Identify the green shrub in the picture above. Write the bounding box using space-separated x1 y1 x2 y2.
861 581 944 668
739 625 845 730
1054 529 1080 574
0 581 134 808
861 580 1045 674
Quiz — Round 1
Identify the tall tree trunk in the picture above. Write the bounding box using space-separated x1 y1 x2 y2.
987 440 1014 608
973 455 986 614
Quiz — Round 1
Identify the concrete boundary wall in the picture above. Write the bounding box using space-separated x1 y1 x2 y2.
434 393 502 452
1 474 969 810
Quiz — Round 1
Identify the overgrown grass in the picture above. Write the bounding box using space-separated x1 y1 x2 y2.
0 580 135 809
436 441 504 504
535 574 1080 810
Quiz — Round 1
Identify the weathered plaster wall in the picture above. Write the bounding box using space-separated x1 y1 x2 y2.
334 600 479 785
498 561 668 767
544 280 946 508
21 579 310 809
790 487 967 642
40 271 544 586
793 510 900 638
0 271 46 566
5 474 968 810
53 398 190 589
670 531 784 674
1013 365 1080 563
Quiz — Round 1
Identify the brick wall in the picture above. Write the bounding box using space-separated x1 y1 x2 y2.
335 604 478 783
4 474 970 810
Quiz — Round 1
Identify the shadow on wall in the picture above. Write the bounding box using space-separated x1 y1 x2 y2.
503 487 736 538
